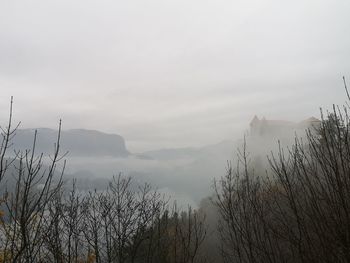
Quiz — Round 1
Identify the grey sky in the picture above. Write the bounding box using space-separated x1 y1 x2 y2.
0 0 349 151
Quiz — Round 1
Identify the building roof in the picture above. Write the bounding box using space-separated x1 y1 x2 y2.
250 115 260 125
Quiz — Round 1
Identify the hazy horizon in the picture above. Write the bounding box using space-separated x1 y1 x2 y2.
1 0 349 152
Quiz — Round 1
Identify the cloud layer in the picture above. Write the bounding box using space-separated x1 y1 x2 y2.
1 0 349 151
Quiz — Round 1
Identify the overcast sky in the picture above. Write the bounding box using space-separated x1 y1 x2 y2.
0 0 349 152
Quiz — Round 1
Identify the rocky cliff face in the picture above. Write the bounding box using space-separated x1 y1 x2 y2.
12 128 129 157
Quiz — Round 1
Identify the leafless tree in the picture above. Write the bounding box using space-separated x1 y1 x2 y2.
0 98 208 263
214 79 350 263
0 112 65 262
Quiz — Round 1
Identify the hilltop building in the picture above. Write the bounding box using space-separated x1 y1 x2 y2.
250 116 321 137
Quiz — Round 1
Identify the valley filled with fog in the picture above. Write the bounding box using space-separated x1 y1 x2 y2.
10 116 317 207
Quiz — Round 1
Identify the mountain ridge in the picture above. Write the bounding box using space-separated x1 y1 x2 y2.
12 128 129 157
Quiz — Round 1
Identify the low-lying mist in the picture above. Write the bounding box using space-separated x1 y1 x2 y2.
8 116 318 208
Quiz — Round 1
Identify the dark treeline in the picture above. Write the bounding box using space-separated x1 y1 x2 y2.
1 83 350 262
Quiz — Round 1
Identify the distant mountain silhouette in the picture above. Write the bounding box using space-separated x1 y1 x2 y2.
12 128 129 157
